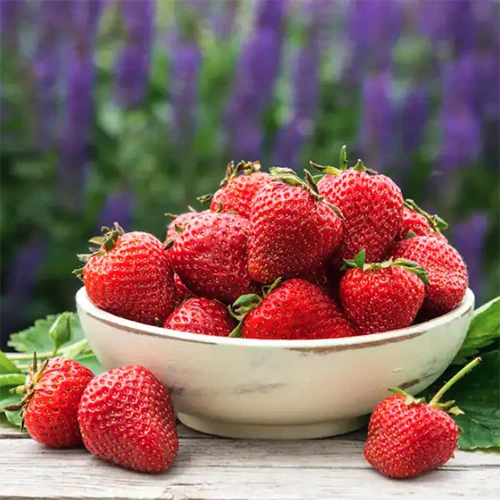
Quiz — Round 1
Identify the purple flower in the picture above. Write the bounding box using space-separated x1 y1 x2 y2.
212 0 239 39
115 0 155 107
226 0 287 159
400 83 429 153
452 213 488 300
273 117 312 169
98 190 135 231
170 38 202 143
359 71 393 171
2 238 46 335
0 0 21 48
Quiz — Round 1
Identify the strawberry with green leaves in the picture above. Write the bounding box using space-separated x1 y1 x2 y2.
396 199 448 242
230 278 356 340
389 236 468 316
365 357 481 478
78 365 178 474
164 297 235 336
75 224 176 325
6 355 94 448
169 212 256 304
248 168 343 284
340 250 428 334
201 160 271 218
312 146 403 267
165 208 205 242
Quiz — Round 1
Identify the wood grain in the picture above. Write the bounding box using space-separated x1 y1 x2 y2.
0 425 499 500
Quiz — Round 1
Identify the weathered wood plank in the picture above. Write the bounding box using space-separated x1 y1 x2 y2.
0 436 499 500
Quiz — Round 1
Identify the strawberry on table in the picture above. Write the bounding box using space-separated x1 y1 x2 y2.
75 223 176 325
164 297 235 336
78 365 178 474
396 199 448 242
169 212 256 304
339 250 428 334
6 356 94 448
248 168 343 284
312 146 403 267
202 160 271 218
230 278 356 340
364 358 481 478
389 236 468 316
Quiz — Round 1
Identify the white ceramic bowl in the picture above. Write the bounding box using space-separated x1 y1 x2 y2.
76 287 474 440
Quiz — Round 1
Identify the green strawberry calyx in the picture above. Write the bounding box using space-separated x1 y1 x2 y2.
228 278 282 337
269 167 344 219
343 249 430 285
387 357 481 415
221 160 261 186
73 222 124 278
404 199 448 235
310 145 379 176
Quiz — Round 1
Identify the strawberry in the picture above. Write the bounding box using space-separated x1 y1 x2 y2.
169 212 256 304
312 146 403 267
396 199 448 242
364 358 480 478
7 356 94 448
165 209 204 242
202 160 271 218
339 250 428 334
248 168 343 284
75 224 176 325
230 278 356 340
174 272 192 303
164 297 235 336
78 365 178 474
389 236 468 316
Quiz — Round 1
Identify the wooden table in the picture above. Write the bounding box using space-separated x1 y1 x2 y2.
1 422 499 499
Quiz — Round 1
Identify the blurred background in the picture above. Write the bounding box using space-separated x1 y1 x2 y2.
1 0 499 345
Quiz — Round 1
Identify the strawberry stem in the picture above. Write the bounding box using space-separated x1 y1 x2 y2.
429 357 481 407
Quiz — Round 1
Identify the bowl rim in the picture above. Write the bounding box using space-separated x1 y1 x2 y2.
76 287 474 350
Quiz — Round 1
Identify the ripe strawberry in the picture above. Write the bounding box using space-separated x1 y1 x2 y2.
313 146 403 266
204 160 271 218
164 297 235 336
165 209 204 242
396 199 448 242
174 272 192 303
364 357 481 478
75 224 176 325
169 212 256 304
230 278 356 340
339 250 428 334
7 356 94 448
248 168 343 284
389 236 468 316
78 365 178 474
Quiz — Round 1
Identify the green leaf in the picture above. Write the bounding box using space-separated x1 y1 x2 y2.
0 352 21 374
444 351 500 451
0 386 22 413
0 374 25 387
74 353 104 374
354 249 366 268
5 409 22 427
49 312 72 355
452 297 500 365
8 313 84 355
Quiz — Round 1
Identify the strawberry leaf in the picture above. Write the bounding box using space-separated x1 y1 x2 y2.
452 297 500 365
0 352 21 375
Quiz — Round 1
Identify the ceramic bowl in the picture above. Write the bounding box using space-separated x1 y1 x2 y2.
76 287 474 440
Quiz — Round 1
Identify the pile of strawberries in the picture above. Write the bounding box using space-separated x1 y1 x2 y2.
77 147 468 340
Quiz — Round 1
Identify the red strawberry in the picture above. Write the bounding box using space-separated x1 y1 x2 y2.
396 199 448 242
248 168 343 284
313 147 403 266
205 160 271 218
165 209 205 242
8 356 94 448
164 297 235 336
230 278 356 340
78 365 178 474
174 272 192 303
76 224 176 324
339 250 428 334
389 236 468 316
364 358 481 478
169 212 256 304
